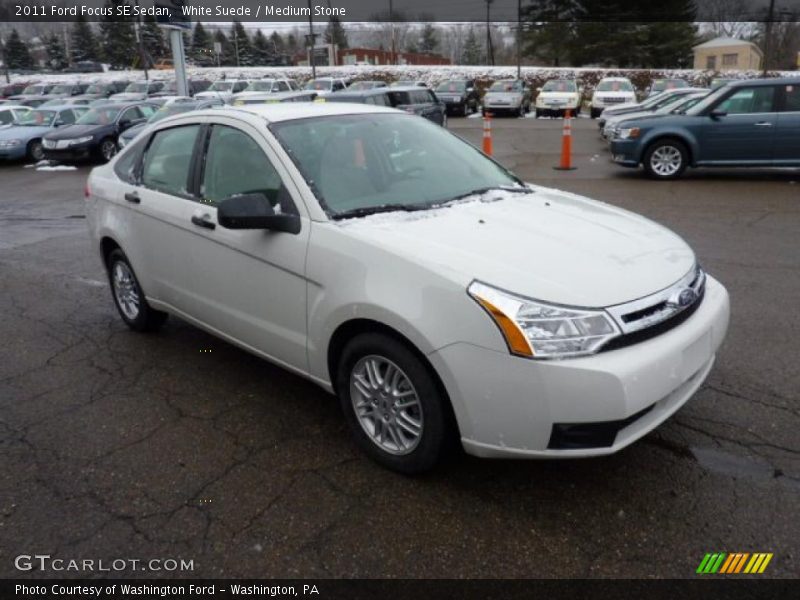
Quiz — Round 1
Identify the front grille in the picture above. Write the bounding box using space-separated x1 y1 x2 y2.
548 404 655 449
603 97 628 104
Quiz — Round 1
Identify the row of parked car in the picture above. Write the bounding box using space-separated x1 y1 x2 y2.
590 77 800 179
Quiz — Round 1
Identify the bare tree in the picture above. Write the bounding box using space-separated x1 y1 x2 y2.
698 0 759 39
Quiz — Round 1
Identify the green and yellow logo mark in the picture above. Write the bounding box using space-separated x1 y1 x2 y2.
697 552 773 574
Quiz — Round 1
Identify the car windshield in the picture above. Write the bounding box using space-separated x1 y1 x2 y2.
711 79 734 90
50 85 74 95
270 113 523 218
541 80 577 93
85 84 106 94
436 81 467 92
125 83 148 93
685 85 733 116
305 80 333 91
489 81 522 92
667 94 707 114
349 81 380 90
22 85 47 95
652 79 688 92
245 81 274 92
596 80 634 92
77 106 121 125
16 109 56 126
650 92 693 110
209 81 234 92
160 81 178 93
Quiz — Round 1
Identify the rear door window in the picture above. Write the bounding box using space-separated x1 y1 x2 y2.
141 125 201 197
717 87 776 114
781 85 800 112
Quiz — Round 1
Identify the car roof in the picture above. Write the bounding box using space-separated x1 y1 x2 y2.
728 77 800 87
31 104 76 111
217 102 398 123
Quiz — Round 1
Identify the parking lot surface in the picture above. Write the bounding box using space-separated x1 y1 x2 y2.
1 116 798 578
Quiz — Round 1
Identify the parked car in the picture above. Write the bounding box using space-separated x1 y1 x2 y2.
482 80 532 117
646 78 689 98
391 80 427 88
325 87 447 126
597 87 703 129
1 82 31 97
194 79 250 103
231 91 318 106
42 102 158 163
710 78 736 91
86 102 729 473
534 79 582 118
151 78 213 98
601 89 709 138
8 83 57 105
153 59 173 70
118 98 224 148
0 105 31 128
76 81 131 101
0 105 87 161
110 81 166 102
590 77 637 119
67 61 104 73
39 97 93 108
347 80 388 91
609 78 800 179
434 80 481 116
231 78 299 103
303 78 348 97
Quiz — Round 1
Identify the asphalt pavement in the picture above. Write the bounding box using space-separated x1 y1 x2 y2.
1 116 798 578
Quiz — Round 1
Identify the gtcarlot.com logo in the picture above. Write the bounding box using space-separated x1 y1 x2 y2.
14 554 194 572
696 552 773 575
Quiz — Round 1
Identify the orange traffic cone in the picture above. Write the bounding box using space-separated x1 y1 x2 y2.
482 113 493 156
553 109 577 171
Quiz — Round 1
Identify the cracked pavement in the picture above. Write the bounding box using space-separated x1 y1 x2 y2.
1 117 798 579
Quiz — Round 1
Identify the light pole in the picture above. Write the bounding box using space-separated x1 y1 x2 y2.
307 0 316 79
762 0 776 75
486 0 495 66
389 0 396 66
516 0 522 79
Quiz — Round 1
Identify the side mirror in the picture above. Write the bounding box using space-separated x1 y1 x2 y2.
709 109 727 119
217 193 300 233
118 119 132 130
54 120 64 127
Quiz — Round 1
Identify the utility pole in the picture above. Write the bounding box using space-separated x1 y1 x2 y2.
389 0 396 66
762 0 776 75
233 29 240 67
486 0 495 66
516 0 522 79
135 0 149 80
1 32 9 84
307 0 316 79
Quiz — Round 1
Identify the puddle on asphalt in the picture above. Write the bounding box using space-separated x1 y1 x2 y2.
691 447 800 491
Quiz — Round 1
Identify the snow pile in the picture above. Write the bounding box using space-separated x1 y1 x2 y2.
36 165 78 172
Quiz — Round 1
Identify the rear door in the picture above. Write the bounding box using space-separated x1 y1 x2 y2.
694 85 777 164
773 83 800 165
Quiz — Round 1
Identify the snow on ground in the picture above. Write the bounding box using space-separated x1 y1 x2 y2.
36 165 78 172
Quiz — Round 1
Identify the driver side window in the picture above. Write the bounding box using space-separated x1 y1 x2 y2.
201 125 296 214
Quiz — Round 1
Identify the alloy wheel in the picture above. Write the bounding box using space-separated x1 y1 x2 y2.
650 145 683 177
349 355 424 455
112 261 140 320
101 140 117 162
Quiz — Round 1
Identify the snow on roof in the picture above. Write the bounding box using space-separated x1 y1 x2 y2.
694 37 761 52
225 101 398 123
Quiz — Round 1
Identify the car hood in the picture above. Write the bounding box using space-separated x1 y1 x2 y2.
606 109 658 126
44 124 105 140
336 186 695 307
0 125 49 140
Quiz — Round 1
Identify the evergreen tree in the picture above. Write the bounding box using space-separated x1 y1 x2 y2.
286 33 299 57
190 22 214 65
70 15 100 63
521 0 580 66
44 33 68 71
212 29 234 66
324 16 349 49
419 24 439 54
230 21 253 66
461 28 482 65
252 30 273 65
140 14 168 64
270 31 285 55
99 1 136 70
3 29 32 69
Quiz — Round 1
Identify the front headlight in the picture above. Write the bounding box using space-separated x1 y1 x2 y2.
0 139 22 147
70 136 93 145
468 281 621 359
617 127 640 140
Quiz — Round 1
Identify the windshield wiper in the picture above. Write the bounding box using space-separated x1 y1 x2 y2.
331 203 430 221
442 185 532 205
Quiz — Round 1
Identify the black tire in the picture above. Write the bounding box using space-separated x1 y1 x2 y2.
336 332 456 474
643 138 689 180
590 107 601 119
98 137 117 163
106 248 168 332
534 109 541 118
27 139 44 162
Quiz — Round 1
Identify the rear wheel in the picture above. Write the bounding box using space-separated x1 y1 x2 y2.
336 332 455 474
643 139 689 180
106 249 168 332
99 138 117 162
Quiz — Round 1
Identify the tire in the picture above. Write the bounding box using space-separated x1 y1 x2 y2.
27 139 44 162
643 138 689 180
99 138 117 163
518 104 525 118
336 332 455 474
106 249 168 332
534 109 541 118
590 108 601 119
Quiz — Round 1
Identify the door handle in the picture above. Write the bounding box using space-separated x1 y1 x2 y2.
124 192 140 204
191 214 216 230
754 122 773 127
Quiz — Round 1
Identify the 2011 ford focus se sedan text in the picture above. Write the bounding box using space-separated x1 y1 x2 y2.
85 103 730 474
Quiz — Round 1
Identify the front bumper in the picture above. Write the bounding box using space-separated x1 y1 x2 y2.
42 144 94 161
428 275 729 458
609 138 641 167
0 145 27 160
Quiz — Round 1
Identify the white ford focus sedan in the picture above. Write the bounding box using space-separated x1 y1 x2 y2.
85 102 729 473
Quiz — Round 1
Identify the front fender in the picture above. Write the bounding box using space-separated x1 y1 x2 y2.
637 127 699 166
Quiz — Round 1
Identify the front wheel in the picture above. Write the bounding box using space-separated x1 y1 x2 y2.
643 139 689 180
336 333 455 474
99 138 117 162
27 139 44 162
106 249 168 332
